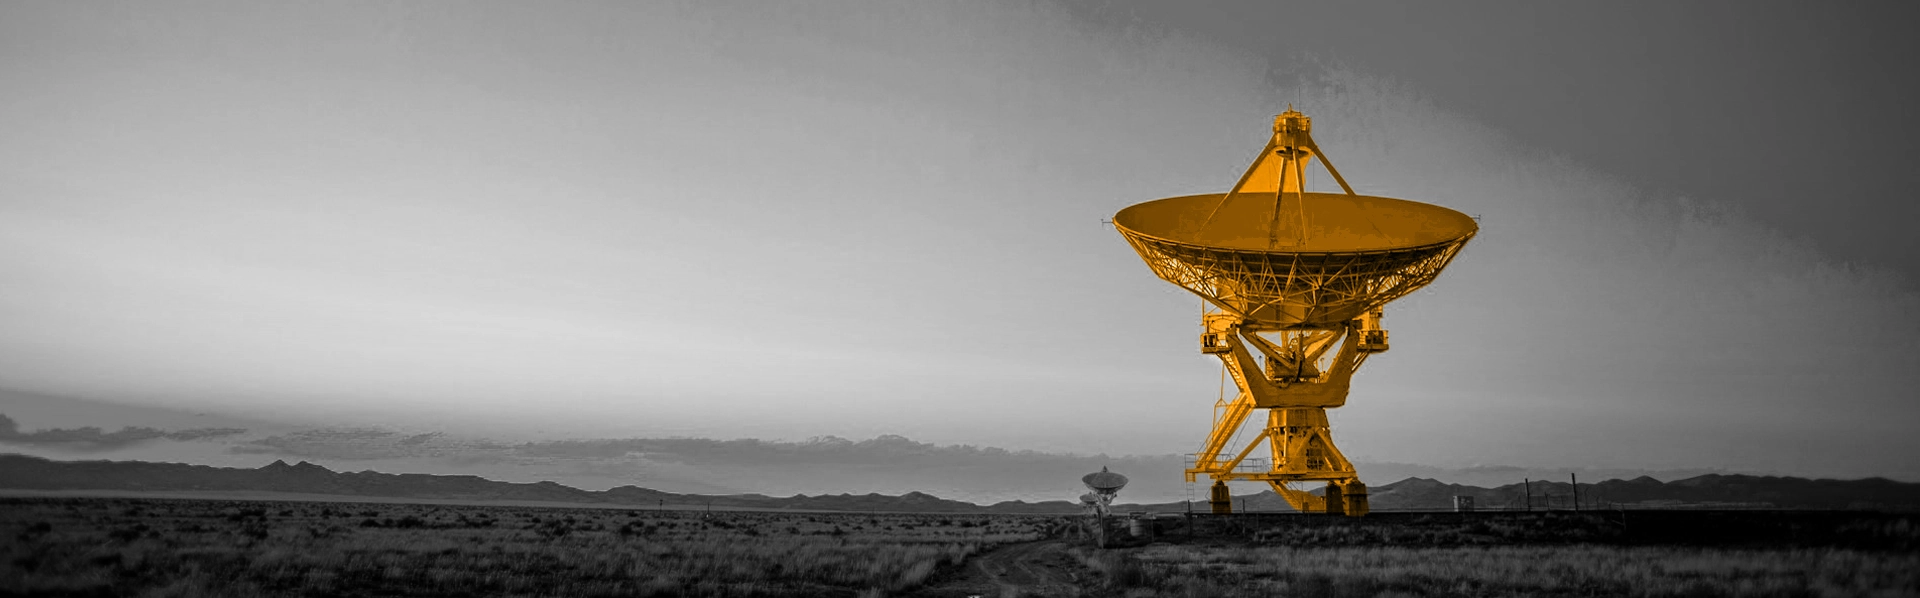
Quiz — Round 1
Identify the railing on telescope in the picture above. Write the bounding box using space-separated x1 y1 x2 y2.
1184 454 1272 476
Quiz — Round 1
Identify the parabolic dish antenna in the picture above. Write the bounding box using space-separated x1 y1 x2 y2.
1083 467 1128 496
1081 467 1128 516
1114 192 1475 327
1114 107 1476 516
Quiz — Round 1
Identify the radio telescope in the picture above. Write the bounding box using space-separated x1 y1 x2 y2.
1113 107 1477 516
1081 467 1128 516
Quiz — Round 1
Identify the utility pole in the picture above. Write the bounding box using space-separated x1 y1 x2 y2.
1570 473 1579 512
1524 478 1531 512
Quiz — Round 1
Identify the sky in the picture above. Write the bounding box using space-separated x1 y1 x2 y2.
2 1 1917 499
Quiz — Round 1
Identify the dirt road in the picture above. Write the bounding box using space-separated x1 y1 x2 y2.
905 539 1092 598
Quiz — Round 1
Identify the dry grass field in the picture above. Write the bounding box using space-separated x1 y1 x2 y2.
1073 543 1919 598
1063 512 1920 597
6 497 1918 598
1 497 1054 597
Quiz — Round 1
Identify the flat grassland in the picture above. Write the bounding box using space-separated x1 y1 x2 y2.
5 497 1917 598
1079 542 1918 598
1070 512 1920 598
3 497 1054 597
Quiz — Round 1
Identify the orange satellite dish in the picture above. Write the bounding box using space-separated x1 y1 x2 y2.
1114 107 1476 516
1115 109 1475 329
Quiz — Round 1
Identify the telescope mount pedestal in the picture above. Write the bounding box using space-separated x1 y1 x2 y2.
1187 310 1384 517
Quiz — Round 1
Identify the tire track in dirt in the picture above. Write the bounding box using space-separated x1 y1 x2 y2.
905 539 1090 598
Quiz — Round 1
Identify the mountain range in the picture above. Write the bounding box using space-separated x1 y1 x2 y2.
5 453 1917 513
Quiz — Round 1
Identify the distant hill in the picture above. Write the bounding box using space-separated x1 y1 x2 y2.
1363 474 1920 511
4 454 1915 513
0 454 1091 513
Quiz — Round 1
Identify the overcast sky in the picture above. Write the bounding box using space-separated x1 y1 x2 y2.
3 1 1916 484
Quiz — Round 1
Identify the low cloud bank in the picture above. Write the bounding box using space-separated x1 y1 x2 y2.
230 429 506 461
0 413 244 451
222 428 1188 501
220 429 1800 503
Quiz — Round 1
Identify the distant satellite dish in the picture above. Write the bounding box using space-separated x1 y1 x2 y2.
1082 466 1129 496
1081 467 1128 516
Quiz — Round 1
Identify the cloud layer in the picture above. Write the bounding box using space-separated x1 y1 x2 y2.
0 1 1912 481
0 413 244 451
215 428 1785 503
1260 66 1920 477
